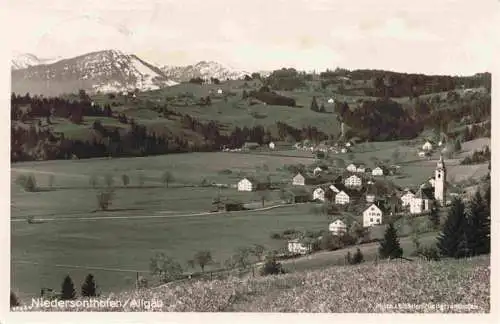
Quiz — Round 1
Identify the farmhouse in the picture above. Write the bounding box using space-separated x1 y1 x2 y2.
268 142 275 150
341 147 349 153
372 167 385 176
344 175 362 188
287 239 313 255
237 177 268 192
237 177 254 191
313 187 326 201
346 163 357 172
335 190 350 205
363 203 383 227
422 140 434 151
401 190 416 207
329 219 347 236
217 88 223 95
292 173 306 186
288 187 311 203
327 98 335 104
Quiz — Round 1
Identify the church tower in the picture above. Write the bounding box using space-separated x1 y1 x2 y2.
434 155 446 206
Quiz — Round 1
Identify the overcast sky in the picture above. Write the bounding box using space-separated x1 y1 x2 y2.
6 0 499 75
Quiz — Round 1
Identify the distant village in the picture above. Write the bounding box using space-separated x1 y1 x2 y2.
225 138 451 256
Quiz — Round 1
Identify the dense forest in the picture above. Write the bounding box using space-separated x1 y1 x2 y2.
11 93 328 162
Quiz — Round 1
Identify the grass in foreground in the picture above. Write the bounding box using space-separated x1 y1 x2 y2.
16 255 489 313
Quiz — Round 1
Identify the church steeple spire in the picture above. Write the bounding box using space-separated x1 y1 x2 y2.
434 155 446 205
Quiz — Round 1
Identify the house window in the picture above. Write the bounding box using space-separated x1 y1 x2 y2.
370 218 373 222
437 174 441 179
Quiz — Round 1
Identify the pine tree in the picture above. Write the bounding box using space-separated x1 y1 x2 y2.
61 275 76 300
378 222 403 259
310 96 319 112
467 190 490 256
437 197 469 258
81 274 97 297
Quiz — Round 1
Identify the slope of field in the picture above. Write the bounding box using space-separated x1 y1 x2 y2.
16 256 490 312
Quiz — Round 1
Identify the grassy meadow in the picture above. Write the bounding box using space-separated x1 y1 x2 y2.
10 135 489 299
16 255 490 312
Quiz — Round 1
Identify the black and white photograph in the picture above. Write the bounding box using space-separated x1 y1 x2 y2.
4 0 497 319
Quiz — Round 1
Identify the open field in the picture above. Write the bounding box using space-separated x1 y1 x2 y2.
17 255 490 312
11 204 329 299
11 137 489 299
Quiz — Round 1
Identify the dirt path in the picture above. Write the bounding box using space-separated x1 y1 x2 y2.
10 203 298 223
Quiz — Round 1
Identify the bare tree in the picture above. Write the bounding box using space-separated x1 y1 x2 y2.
161 171 174 188
96 190 114 211
194 251 213 272
257 190 271 208
89 174 99 188
149 252 183 283
121 174 130 187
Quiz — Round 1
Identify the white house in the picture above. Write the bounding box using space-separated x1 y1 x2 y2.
356 165 366 173
346 163 357 172
217 88 223 95
329 184 341 193
237 178 254 192
428 177 436 188
418 151 427 158
344 175 362 188
409 187 433 214
363 204 383 227
287 239 312 255
422 141 434 151
366 193 376 203
327 98 335 104
345 142 352 148
268 142 276 150
313 166 323 175
329 219 347 236
372 167 384 176
341 148 348 153
313 187 325 201
335 190 350 205
401 191 415 207
292 173 306 186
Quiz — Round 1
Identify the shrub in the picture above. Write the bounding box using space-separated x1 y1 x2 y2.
416 246 441 261
16 174 37 192
260 255 286 276
121 174 130 187
10 291 20 308
149 252 183 283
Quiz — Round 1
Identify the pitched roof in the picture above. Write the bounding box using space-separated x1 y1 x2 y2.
415 187 434 200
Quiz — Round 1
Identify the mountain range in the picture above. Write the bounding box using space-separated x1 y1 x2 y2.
11 50 256 96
